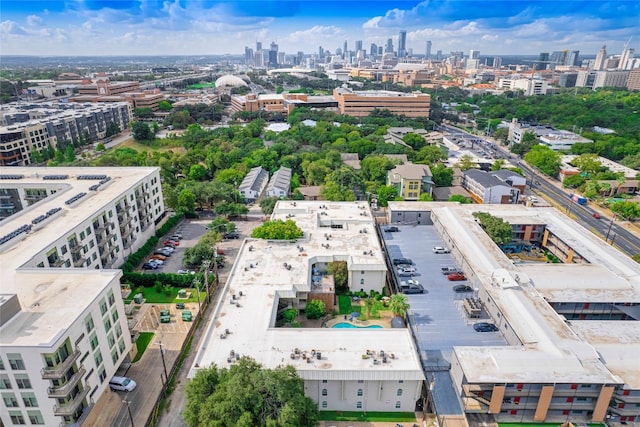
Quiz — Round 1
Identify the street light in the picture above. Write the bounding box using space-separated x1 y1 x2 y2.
193 279 201 313
122 396 134 427
605 214 616 243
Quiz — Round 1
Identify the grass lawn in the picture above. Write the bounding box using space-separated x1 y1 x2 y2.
125 287 206 304
318 411 416 422
337 295 387 319
119 138 186 154
132 332 154 363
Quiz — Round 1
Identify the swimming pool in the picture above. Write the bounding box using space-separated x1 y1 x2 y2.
332 322 382 329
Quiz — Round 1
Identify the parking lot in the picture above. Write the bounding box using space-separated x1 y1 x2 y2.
383 224 507 364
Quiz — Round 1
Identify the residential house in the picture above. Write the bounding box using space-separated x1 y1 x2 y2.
463 169 522 204
387 162 434 201
239 166 269 203
266 167 292 198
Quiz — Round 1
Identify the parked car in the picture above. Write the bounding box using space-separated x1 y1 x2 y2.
154 249 171 257
177 269 195 275
405 279 421 287
384 226 399 232
441 267 461 275
170 233 183 240
398 265 417 273
142 262 158 270
164 239 179 246
593 213 600 219
176 302 185 309
109 376 137 392
393 258 414 266
161 246 175 253
398 270 416 277
473 322 499 332
148 259 163 266
433 246 451 254
453 284 473 293
399 282 424 294
150 254 167 261
223 231 239 240
447 273 467 281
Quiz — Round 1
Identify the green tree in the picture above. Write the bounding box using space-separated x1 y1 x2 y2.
214 202 249 218
105 121 121 137
524 145 561 177
188 164 209 181
375 185 399 207
131 121 154 141
490 159 506 171
472 212 512 246
610 201 640 220
572 153 602 177
360 156 394 184
320 182 356 201
95 143 106 152
184 357 318 427
403 132 426 150
431 163 454 187
54 148 65 164
363 297 375 317
418 193 434 201
511 131 538 156
326 261 348 293
177 189 197 214
563 174 587 189
457 154 475 171
259 196 280 215
415 145 447 164
64 145 76 163
133 107 154 119
449 194 472 203
29 149 43 164
157 100 173 111
389 293 410 318
305 299 326 319
251 219 304 240
208 217 236 234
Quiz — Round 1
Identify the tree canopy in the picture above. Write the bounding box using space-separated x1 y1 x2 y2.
472 212 512 246
251 219 304 240
184 357 319 427
524 145 561 177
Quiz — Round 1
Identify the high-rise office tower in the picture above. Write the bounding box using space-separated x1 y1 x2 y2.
436 50 442 60
469 49 480 60
493 56 502 69
567 50 580 66
550 50 567 67
619 47 635 70
426 41 432 59
594 45 607 70
398 30 407 57
256 41 262 51
244 47 254 65
268 42 278 67
385 38 394 53
343 40 348 58
355 40 363 52
370 43 378 57
378 46 383 55
535 52 549 70
319 46 325 58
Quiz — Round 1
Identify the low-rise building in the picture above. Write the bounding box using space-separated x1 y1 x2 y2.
266 166 292 198
387 162 434 201
0 167 165 427
189 201 424 412
333 87 430 118
462 169 523 204
239 166 269 202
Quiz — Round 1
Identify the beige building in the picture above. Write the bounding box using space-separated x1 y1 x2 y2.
333 87 430 118
387 162 434 200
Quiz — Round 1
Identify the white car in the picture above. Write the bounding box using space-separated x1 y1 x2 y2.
162 246 175 253
433 246 451 254
148 259 163 266
405 279 421 286
177 269 195 275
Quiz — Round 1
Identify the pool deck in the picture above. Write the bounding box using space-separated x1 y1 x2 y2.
325 313 392 328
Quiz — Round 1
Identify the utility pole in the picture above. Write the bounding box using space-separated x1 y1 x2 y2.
123 397 134 427
158 342 168 383
605 215 616 243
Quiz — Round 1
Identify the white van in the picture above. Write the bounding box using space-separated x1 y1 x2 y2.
109 376 137 392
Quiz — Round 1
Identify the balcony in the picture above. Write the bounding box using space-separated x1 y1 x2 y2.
52 384 89 416
70 243 83 254
47 366 86 397
73 258 87 268
50 258 65 268
41 348 80 379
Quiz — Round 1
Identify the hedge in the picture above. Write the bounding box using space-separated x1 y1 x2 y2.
121 272 215 288
156 214 183 238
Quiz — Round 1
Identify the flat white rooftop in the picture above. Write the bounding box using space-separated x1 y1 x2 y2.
190 201 424 381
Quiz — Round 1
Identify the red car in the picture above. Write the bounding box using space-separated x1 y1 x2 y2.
164 240 179 247
447 273 467 281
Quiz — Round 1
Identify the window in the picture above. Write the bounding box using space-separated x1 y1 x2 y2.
108 291 115 306
3 392 19 407
85 315 95 333
98 367 106 383
80 231 86 240
104 318 112 332
118 339 126 354
357 380 364 383
360 278 364 285
107 333 115 349
397 388 403 396
94 351 103 367
0 374 11 389
9 411 25 424
357 389 363 396
395 401 401 408
111 348 119 365
321 379 327 383
61 245 68 255
0 358 4 370
112 309 119 322
115 323 122 338
356 401 362 409
7 354 24 370
15 375 30 389
398 380 404 384
321 401 327 408
86 227 91 236
21 393 38 407
27 410 44 425
322 389 327 396
89 334 99 351
100 299 108 316
89 240 95 248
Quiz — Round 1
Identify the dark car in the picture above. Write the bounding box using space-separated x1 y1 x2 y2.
473 322 499 332
176 302 185 310
223 231 239 240
453 284 473 293
142 262 158 270
384 226 399 232
393 258 414 266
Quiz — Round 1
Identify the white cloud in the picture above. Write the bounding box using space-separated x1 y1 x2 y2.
284 25 344 42
27 15 43 27
481 34 499 42
0 20 27 36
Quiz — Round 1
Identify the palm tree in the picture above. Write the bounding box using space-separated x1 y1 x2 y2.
389 294 410 318
363 297 375 317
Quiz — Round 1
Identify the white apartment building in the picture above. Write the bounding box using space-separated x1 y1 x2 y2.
593 70 631 89
498 78 548 96
190 201 425 412
0 167 165 426
0 102 132 166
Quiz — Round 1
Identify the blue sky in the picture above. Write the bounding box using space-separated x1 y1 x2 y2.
1 1 639 56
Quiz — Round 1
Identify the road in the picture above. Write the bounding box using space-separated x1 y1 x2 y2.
438 124 640 256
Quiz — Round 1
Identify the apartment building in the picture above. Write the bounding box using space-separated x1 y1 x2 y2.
387 202 640 423
387 162 434 200
189 201 424 412
238 166 269 202
266 166 292 198
0 102 132 166
0 167 165 426
462 169 523 204
497 77 548 95
333 87 430 118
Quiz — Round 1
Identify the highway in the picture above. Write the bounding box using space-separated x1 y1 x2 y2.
438 124 640 257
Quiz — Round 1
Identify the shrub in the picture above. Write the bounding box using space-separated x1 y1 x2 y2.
305 299 326 320
283 308 297 324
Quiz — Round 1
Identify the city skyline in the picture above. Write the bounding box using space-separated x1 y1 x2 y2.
0 1 639 57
